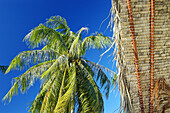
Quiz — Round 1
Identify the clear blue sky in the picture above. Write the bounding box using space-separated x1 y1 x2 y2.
0 0 120 113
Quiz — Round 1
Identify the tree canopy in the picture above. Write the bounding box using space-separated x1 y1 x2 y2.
3 16 114 113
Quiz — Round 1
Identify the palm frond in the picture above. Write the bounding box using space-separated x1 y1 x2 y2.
76 65 102 113
28 91 45 113
23 24 66 51
5 50 58 74
40 55 67 79
46 15 70 34
54 63 77 113
82 32 112 51
29 72 62 113
78 62 104 112
83 59 115 98
69 27 88 57
40 73 59 113
3 60 55 103
85 59 116 77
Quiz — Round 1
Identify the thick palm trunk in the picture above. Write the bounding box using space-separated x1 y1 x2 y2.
126 0 144 112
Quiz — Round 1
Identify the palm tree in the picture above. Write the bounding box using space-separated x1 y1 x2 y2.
3 16 114 113
110 0 170 112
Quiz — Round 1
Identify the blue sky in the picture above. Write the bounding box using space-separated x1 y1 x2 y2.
0 0 120 113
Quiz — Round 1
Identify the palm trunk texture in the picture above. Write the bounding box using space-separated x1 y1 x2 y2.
126 0 145 112
149 0 155 112
111 0 170 112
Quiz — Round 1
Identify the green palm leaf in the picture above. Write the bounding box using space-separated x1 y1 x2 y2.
5 50 58 74
29 72 62 113
82 59 115 98
46 16 70 33
82 32 111 50
24 24 67 51
3 60 55 103
54 63 77 113
78 62 103 112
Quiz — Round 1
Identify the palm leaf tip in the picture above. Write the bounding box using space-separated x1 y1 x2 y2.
2 79 19 104
5 50 57 74
46 15 70 33
112 74 117 86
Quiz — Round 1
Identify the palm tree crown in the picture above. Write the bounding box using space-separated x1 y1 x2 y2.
3 16 113 113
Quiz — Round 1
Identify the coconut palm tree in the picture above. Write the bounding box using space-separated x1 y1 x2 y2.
3 16 114 113
110 0 170 112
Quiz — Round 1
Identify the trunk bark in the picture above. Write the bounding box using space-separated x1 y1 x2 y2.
150 0 155 112
126 0 145 112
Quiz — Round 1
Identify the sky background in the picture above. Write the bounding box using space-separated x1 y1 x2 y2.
0 0 120 113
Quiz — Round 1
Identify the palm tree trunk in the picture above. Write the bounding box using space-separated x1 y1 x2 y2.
149 0 155 112
126 0 145 112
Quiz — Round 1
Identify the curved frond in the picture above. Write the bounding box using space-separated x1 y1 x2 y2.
40 55 68 79
78 62 104 112
82 59 114 98
46 15 70 34
69 27 88 57
76 77 104 113
3 60 55 103
29 72 62 113
40 73 59 113
28 92 45 113
5 50 58 74
54 63 77 113
85 59 116 77
24 24 66 50
75 65 98 112
82 32 112 51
